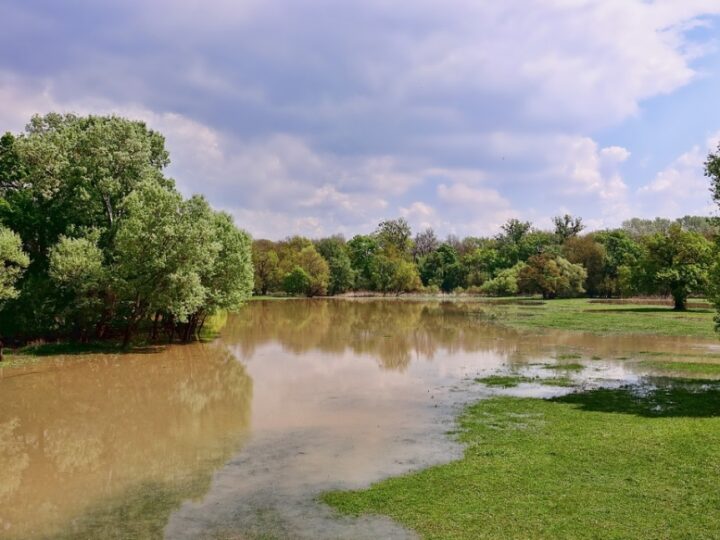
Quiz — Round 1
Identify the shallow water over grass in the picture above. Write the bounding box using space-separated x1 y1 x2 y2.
0 299 717 538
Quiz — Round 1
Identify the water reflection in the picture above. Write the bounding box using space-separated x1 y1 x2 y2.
223 299 711 371
0 344 252 539
1 299 715 539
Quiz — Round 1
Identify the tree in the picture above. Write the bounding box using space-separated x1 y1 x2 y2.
480 263 526 296
296 245 330 297
252 240 281 295
640 225 712 311
283 267 311 296
413 228 439 260
419 244 465 292
0 226 28 358
48 235 107 340
518 254 586 299
0 226 29 302
369 255 421 295
705 142 720 206
113 183 217 345
562 235 606 296
553 214 584 243
593 230 642 297
315 236 355 295
376 218 413 258
347 234 379 290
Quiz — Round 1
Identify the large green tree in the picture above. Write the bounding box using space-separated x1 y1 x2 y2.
640 225 712 311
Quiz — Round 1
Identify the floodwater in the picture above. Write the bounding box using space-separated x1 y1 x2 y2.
0 299 717 539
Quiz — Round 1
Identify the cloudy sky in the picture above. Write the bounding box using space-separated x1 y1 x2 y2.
2 1 720 239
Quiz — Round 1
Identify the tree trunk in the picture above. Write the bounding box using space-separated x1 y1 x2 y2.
673 294 687 311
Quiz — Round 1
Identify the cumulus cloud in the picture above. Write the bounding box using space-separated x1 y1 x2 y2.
637 131 720 217
0 2 719 237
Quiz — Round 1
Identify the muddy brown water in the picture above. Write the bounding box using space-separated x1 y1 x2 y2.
0 299 717 539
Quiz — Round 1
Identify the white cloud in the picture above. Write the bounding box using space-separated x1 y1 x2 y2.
636 131 720 216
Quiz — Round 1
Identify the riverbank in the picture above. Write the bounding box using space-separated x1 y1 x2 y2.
323 380 720 539
320 298 720 538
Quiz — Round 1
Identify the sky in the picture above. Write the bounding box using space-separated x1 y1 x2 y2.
1 1 720 240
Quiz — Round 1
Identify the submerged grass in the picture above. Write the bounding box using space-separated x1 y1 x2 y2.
323 380 720 539
487 298 717 339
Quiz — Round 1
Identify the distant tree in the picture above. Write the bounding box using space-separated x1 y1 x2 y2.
480 263 526 296
498 219 532 245
419 244 466 292
370 255 421 295
706 142 720 206
376 218 413 258
283 267 311 296
463 247 501 287
640 225 712 311
413 228 439 260
252 240 281 295
562 235 606 296
518 254 586 299
553 214 585 242
621 217 672 238
315 235 355 295
347 234 380 289
593 230 642 297
295 245 330 297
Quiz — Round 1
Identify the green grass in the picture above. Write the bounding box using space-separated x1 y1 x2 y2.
474 375 534 387
640 361 720 375
323 381 720 539
487 298 717 339
543 362 584 371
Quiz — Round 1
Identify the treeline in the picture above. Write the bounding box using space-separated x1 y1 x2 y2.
253 214 718 311
0 114 253 350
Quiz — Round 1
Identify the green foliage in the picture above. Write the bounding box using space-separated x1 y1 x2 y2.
252 240 281 295
0 113 252 344
375 217 413 258
480 262 525 296
0 225 29 302
640 225 712 310
518 254 586 299
282 266 311 296
553 213 584 242
562 235 605 296
419 244 465 292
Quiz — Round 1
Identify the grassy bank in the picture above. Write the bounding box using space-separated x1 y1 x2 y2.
323 381 720 539
486 298 717 339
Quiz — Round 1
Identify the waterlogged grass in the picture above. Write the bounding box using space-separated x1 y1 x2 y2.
323 381 720 539
475 374 577 388
474 375 533 387
488 298 717 339
641 361 720 376
543 362 584 372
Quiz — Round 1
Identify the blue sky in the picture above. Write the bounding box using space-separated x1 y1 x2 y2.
1 1 720 239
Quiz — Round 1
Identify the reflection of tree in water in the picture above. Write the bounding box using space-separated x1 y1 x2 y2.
224 300 524 371
225 300 707 371
0 343 252 539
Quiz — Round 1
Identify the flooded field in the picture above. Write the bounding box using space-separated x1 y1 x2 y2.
0 299 717 539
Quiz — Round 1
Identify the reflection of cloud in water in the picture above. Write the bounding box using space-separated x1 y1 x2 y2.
0 343 252 539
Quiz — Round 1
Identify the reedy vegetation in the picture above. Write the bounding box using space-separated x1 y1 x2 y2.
0 114 253 349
